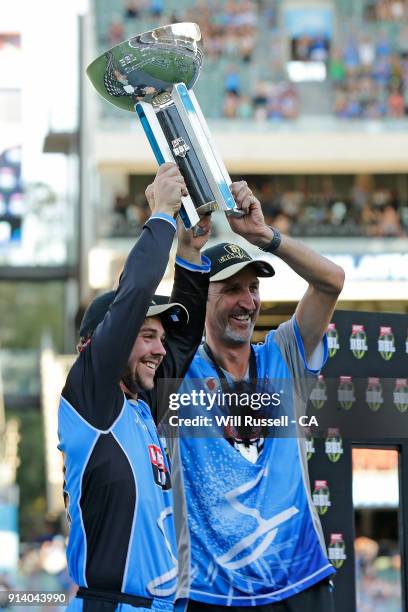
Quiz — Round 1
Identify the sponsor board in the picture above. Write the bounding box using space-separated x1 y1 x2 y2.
338 376 355 410
365 377 383 412
325 428 344 463
350 325 368 359
304 427 315 461
394 378 408 413
310 375 327 409
328 533 347 569
378 326 396 361
327 323 340 357
313 480 332 515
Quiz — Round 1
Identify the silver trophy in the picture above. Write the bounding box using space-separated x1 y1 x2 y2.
87 23 240 229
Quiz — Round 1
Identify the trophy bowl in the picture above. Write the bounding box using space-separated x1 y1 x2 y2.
86 22 203 112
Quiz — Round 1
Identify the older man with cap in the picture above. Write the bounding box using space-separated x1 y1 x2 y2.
58 163 212 612
170 181 345 612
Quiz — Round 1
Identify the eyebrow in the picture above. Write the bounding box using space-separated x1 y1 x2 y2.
141 327 161 334
223 280 260 289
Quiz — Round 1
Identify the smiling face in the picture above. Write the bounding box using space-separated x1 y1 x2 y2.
206 266 261 347
121 317 166 394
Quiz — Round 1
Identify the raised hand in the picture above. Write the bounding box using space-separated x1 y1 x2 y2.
145 162 188 218
176 214 212 265
226 181 272 247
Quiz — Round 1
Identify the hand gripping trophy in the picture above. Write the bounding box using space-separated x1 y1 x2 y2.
87 22 242 230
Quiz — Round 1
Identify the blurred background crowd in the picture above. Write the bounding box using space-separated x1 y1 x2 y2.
100 0 408 122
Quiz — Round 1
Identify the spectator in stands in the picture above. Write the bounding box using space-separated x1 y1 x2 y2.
123 0 141 19
107 14 125 46
343 36 361 75
236 95 253 119
330 49 347 83
224 66 241 95
375 204 403 236
239 26 256 62
388 87 405 117
148 0 163 18
375 32 392 59
252 81 269 120
223 91 240 118
359 36 375 69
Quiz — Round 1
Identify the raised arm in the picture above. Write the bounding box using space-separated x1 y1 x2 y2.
228 181 345 360
161 215 211 379
63 164 186 425
141 209 211 422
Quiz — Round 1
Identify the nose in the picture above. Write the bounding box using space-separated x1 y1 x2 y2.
152 338 166 357
239 289 257 312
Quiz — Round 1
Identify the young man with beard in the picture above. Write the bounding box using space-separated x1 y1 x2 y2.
170 181 345 612
58 163 212 612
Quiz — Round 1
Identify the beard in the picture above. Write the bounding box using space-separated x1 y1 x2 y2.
121 364 154 395
222 320 255 345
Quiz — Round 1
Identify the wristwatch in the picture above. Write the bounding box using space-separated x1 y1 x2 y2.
260 226 282 253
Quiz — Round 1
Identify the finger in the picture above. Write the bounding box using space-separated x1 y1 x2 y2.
161 164 184 179
240 195 252 214
235 190 253 212
196 217 211 234
167 176 187 195
230 181 248 197
235 182 252 201
234 184 252 205
157 162 178 175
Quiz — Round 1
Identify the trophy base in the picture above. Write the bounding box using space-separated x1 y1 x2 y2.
196 201 218 216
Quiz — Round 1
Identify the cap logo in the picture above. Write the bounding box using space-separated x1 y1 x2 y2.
219 244 249 263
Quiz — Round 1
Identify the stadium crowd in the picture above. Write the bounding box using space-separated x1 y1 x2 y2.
98 0 408 121
332 31 408 119
107 175 407 239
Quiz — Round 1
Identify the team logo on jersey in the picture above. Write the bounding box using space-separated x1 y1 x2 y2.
328 533 347 569
338 376 355 410
310 375 327 409
148 444 171 490
350 325 368 359
204 377 220 393
171 137 190 158
216 470 299 570
394 379 408 413
325 428 344 463
378 326 396 361
366 377 384 412
313 480 332 515
327 323 340 357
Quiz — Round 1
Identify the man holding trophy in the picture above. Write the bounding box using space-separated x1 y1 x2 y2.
84 22 344 612
59 162 212 612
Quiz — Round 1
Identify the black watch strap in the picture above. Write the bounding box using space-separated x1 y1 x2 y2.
260 227 282 253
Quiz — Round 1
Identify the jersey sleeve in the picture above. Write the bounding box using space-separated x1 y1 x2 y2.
143 255 210 424
270 315 328 404
62 215 176 429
